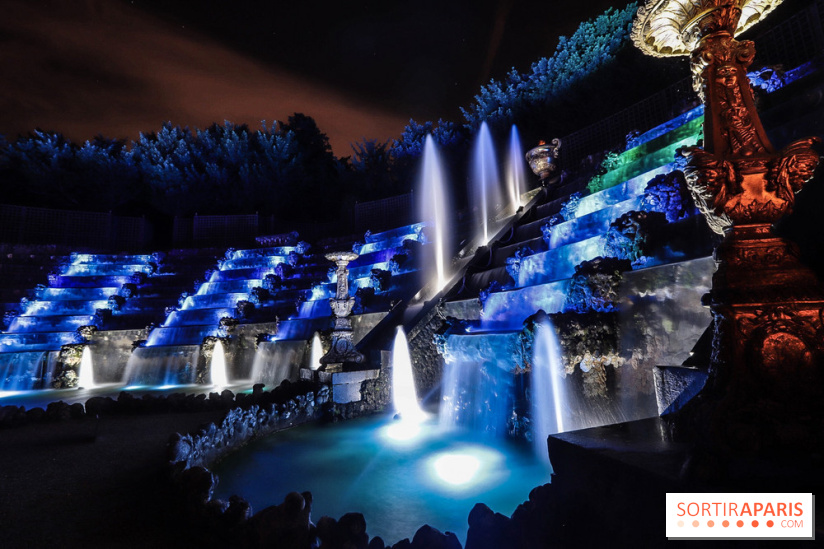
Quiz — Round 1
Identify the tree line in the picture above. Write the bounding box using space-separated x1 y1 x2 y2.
2 1 691 232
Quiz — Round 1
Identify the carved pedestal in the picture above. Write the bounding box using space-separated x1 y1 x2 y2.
709 225 824 403
320 252 365 368
633 1 824 453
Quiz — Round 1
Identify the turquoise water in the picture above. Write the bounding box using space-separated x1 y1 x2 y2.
213 414 552 545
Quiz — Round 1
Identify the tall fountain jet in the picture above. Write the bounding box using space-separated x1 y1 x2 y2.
309 332 323 371
507 125 527 211
472 122 502 244
419 136 451 289
210 339 229 389
77 346 96 389
392 327 424 421
531 320 566 464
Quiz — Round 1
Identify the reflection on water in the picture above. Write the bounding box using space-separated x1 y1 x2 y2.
213 415 552 545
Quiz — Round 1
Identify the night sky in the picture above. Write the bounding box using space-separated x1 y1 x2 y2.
0 0 621 155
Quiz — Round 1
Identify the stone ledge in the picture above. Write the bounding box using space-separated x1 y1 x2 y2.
653 365 708 415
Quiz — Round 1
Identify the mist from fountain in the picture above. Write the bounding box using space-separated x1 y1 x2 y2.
472 122 502 244
77 346 96 389
211 340 229 389
531 319 566 464
419 136 451 289
507 125 526 211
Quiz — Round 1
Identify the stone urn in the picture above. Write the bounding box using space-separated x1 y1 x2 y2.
526 138 562 182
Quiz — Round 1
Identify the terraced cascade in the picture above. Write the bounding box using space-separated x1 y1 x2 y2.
436 105 716 437
0 253 151 390
127 224 433 390
0 250 220 392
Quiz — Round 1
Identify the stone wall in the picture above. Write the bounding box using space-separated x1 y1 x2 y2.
406 305 447 406
331 351 391 420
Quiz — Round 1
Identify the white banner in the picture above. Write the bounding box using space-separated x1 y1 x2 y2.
665 493 814 539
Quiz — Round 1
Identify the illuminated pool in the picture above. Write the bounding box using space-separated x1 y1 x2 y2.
213 414 552 544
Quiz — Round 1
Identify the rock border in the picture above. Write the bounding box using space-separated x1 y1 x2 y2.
163 381 567 549
0 380 317 428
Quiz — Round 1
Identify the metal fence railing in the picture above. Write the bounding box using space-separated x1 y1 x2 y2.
172 213 265 248
192 213 259 247
558 77 697 169
559 0 824 168
352 193 415 233
0 204 150 250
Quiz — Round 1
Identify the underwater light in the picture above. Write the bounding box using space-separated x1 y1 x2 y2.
383 420 422 442
432 453 481 485
426 445 504 490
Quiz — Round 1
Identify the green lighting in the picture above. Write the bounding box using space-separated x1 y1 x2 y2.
588 115 703 194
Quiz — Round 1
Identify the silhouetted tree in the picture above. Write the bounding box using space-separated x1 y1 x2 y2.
279 113 344 221
346 138 397 199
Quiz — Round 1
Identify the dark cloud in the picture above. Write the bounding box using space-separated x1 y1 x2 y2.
0 0 409 154
0 0 624 154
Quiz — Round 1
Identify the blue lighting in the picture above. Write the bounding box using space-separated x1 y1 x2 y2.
213 416 550 544
431 453 481 486
382 420 423 443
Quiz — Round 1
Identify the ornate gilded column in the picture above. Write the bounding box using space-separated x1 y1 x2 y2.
633 0 819 231
320 251 365 368
632 1 823 441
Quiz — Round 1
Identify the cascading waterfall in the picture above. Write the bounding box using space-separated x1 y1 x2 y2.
210 340 229 388
472 122 502 244
531 320 567 463
250 339 301 387
419 136 451 289
77 346 96 389
123 345 200 387
0 351 51 391
438 333 516 436
507 125 526 211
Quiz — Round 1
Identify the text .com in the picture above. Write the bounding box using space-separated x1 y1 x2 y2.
665 493 814 539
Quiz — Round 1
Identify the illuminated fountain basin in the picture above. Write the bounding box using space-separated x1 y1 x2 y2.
214 325 551 544
213 415 550 544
